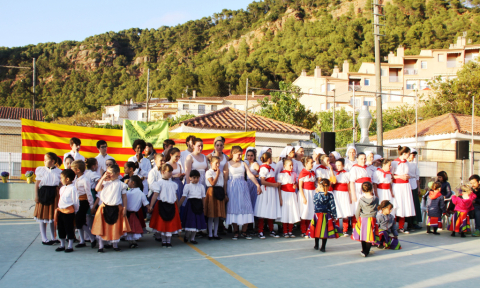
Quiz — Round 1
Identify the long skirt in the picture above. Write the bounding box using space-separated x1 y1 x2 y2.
307 213 339 239
412 188 423 223
247 178 258 211
427 216 442 228
226 177 254 225
204 187 226 218
126 212 144 241
254 186 281 220
378 229 401 250
182 200 207 232
392 183 416 218
150 202 182 234
351 216 380 244
91 204 131 243
279 191 300 224
377 188 397 217
33 187 59 223
448 211 471 233
299 189 315 220
333 191 353 219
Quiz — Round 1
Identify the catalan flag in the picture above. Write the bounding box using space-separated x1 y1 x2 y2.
21 119 256 178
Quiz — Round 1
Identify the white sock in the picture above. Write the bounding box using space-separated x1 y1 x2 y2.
161 235 167 243
98 237 104 249
113 242 118 249
190 232 196 241
68 239 73 249
82 225 95 242
60 239 66 248
208 218 214 237
78 228 85 244
214 218 219 237
39 223 48 242
167 236 171 244
49 223 56 240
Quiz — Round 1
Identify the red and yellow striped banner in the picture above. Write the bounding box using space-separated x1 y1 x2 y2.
21 119 255 178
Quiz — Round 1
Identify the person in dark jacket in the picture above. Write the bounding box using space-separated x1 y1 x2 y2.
469 174 480 237
426 182 446 235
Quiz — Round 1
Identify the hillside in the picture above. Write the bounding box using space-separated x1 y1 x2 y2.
1 0 480 121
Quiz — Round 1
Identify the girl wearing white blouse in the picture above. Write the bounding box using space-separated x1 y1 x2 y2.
55 169 79 253
278 159 301 237
179 170 207 244
298 156 316 238
205 156 227 240
125 175 150 248
34 152 62 245
373 159 396 216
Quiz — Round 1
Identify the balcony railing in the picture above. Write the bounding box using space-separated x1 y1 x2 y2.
348 85 361 91
404 69 418 75
389 76 400 82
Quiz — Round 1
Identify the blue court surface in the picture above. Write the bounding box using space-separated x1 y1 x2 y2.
1 219 479 288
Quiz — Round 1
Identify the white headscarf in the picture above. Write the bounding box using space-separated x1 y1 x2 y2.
314 147 325 155
294 146 303 153
279 146 295 159
331 151 341 160
373 154 383 162
364 151 373 156
257 147 271 163
410 148 417 153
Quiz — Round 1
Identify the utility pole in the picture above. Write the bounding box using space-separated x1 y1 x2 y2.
332 89 336 131
245 78 248 132
373 0 385 155
352 84 356 144
146 68 150 122
32 58 36 119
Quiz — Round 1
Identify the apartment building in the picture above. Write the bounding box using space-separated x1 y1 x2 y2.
294 34 480 113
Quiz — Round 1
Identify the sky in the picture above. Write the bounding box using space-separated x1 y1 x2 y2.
0 0 255 48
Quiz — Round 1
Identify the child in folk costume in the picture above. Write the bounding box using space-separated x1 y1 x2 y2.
91 164 131 253
179 170 207 244
332 158 354 236
352 182 380 257
55 169 79 253
71 160 96 248
391 146 416 233
449 185 477 237
166 148 185 207
34 152 62 245
315 155 336 190
55 156 63 169
277 159 300 238
122 161 137 183
257 147 274 166
125 176 150 248
293 146 305 176
254 152 282 239
149 164 182 247
84 158 101 232
349 153 373 226
205 156 227 240
307 178 339 252
275 146 297 177
245 147 260 215
64 155 74 170
373 159 396 216
128 139 151 196
376 200 401 250
426 182 445 235
298 156 316 238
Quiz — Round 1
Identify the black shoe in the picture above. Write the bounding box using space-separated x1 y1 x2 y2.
129 243 138 249
213 236 222 240
42 241 54 246
91 240 97 248
313 245 319 250
426 230 433 234
167 243 172 248
65 248 74 253
190 240 198 244
120 238 126 241
320 248 326 253
433 232 440 235
162 243 167 248
461 233 466 238
55 247 65 252
97 248 104 253
113 247 122 252
75 243 86 248
104 244 113 249
451 232 456 237
85 239 91 243
184 237 188 243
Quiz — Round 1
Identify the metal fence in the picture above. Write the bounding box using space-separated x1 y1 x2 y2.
0 124 22 180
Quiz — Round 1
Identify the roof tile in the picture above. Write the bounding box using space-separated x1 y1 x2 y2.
0 106 44 121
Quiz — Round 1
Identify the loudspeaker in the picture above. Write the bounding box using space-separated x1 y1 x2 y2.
321 132 336 155
456 140 469 160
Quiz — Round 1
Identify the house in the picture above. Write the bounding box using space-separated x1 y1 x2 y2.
176 90 270 117
170 107 312 158
370 113 480 189
95 99 178 125
294 33 480 113
0 106 44 178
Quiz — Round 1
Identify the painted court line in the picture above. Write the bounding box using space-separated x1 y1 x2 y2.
180 238 257 288
402 240 480 258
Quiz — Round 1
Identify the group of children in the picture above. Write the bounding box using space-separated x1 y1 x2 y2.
32 136 478 257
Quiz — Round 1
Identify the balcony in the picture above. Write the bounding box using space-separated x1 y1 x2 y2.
389 76 400 82
404 69 418 75
348 85 361 91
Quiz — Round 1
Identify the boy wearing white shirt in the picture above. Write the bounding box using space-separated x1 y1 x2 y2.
56 169 79 253
95 140 114 175
63 137 85 162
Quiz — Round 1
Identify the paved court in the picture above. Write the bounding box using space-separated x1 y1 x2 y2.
1 219 479 288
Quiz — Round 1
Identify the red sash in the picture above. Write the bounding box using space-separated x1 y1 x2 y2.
281 184 296 192
394 158 407 164
303 182 316 190
260 164 274 173
377 183 391 189
355 177 372 183
263 177 276 192
333 183 349 191
393 177 409 184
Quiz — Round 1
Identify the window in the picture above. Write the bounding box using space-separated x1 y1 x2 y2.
198 105 205 114
182 104 189 110
234 104 245 110
381 69 385 76
351 97 361 107
211 105 217 111
364 79 370 86
406 80 417 90
327 103 332 109
141 112 146 119
321 104 326 110
363 97 375 107
327 84 335 91
438 54 444 62
421 61 427 69
419 80 430 90
309 88 313 95
321 84 326 93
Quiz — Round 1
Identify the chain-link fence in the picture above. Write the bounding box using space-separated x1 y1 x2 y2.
0 124 22 180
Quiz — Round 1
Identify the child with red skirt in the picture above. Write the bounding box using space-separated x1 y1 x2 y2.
425 182 445 235
148 164 182 248
449 184 477 237
125 176 150 248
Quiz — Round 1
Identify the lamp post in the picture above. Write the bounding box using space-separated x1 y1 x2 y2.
332 89 336 131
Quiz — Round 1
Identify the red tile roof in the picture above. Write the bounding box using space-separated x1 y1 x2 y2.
0 106 44 121
173 107 311 134
370 113 480 141
177 95 270 102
